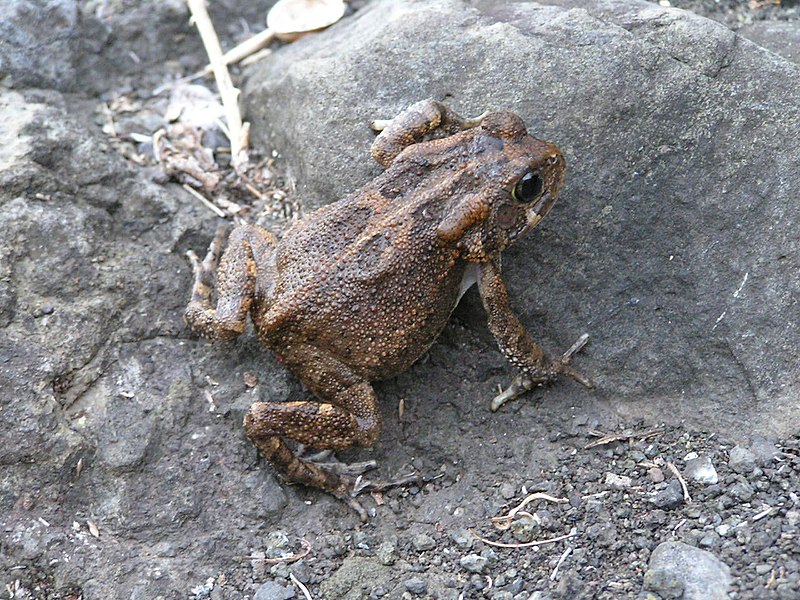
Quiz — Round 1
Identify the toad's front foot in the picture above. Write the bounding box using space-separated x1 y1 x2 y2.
186 224 228 306
491 333 592 412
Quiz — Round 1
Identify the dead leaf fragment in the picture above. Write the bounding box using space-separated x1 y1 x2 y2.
268 0 347 41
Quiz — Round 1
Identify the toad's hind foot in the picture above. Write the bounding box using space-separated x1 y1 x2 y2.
346 469 434 521
297 446 378 478
351 470 432 496
247 433 430 521
184 223 276 341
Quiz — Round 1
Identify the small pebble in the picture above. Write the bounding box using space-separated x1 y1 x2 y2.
404 577 427 596
500 482 517 499
729 480 755 502
377 541 398 566
253 581 295 600
264 531 293 560
653 480 684 509
412 533 436 552
755 564 773 575
715 523 733 537
684 455 719 484
605 472 633 488
728 445 756 474
449 528 473 550
460 553 488 574
510 514 539 543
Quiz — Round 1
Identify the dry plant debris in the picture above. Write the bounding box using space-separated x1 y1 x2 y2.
268 0 347 41
491 492 569 530
98 87 293 221
471 529 579 549
584 427 662 449
186 0 249 168
96 1 349 225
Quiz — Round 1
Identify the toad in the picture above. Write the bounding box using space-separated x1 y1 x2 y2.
185 99 590 519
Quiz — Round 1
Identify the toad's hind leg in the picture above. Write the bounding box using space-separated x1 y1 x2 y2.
370 98 487 166
243 346 383 520
184 224 276 340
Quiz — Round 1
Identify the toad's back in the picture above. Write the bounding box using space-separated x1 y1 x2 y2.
258 178 468 380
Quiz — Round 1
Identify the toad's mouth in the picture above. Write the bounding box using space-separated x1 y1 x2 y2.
521 192 556 232
532 192 558 220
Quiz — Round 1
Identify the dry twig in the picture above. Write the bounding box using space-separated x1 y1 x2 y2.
290 572 313 600
471 529 578 549
751 505 777 522
491 492 568 530
185 0 249 168
182 183 226 218
550 546 572 580
667 461 692 503
585 428 662 449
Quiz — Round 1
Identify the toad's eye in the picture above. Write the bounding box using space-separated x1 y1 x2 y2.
511 171 543 203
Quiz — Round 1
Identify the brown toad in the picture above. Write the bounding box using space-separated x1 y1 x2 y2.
185 99 590 519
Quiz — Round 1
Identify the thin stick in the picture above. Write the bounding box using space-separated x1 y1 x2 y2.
182 183 226 218
667 462 692 503
751 505 777 522
585 428 663 449
561 333 589 362
550 546 572 580
471 529 578 549
201 28 275 75
290 572 313 600
491 492 568 529
185 0 248 167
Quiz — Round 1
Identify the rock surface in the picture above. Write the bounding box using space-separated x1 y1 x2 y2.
0 88 287 597
644 541 732 599
244 0 800 439
684 454 719 484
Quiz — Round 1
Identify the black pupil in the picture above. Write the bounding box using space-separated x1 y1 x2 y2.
514 172 543 202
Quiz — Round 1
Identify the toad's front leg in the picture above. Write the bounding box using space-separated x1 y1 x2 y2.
244 344 400 521
477 259 592 411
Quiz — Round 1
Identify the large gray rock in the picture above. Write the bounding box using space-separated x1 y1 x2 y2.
643 541 731 599
0 89 287 598
0 0 274 94
243 0 800 437
0 0 80 90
